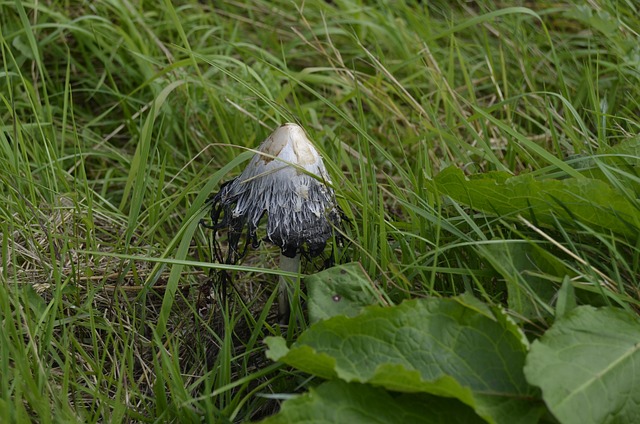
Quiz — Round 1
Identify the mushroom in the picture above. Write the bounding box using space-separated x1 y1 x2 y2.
204 123 341 321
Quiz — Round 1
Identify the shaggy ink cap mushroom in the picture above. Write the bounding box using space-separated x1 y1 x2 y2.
207 123 341 262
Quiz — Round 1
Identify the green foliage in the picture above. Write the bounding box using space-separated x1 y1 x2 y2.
433 167 640 238
525 306 640 424
266 267 640 424
266 285 544 423
306 262 381 323
577 138 640 196
483 242 564 320
259 380 485 424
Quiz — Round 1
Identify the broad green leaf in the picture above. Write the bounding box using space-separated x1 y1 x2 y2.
258 380 484 424
482 243 564 320
433 166 640 237
524 306 640 424
266 295 544 424
306 262 380 323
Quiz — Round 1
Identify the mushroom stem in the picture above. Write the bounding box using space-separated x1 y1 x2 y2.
278 253 300 323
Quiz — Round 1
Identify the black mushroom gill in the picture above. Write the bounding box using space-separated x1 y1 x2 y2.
205 122 341 265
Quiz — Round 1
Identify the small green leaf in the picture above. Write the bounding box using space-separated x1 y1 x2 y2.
555 276 576 319
306 262 380 323
483 242 564 320
525 306 640 424
23 285 47 317
258 380 485 424
264 339 338 381
12 35 34 60
434 166 640 237
564 5 619 36
266 296 544 424
264 337 289 362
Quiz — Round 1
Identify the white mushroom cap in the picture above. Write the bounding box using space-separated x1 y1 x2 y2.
208 123 340 260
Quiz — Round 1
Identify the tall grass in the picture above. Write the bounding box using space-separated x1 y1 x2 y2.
1 0 639 421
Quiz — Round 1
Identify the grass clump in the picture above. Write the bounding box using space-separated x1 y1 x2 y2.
1 0 639 422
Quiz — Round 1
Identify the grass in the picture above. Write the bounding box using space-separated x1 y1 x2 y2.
1 0 639 422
